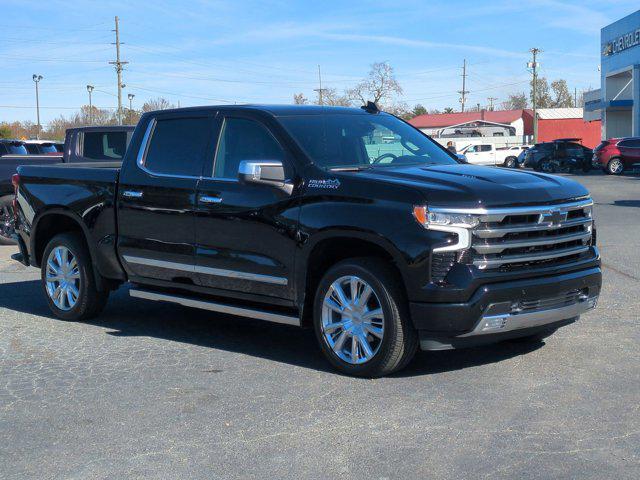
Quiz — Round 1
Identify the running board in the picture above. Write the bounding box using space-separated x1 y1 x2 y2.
129 289 300 327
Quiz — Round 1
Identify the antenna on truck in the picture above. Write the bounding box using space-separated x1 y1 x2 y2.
361 101 380 114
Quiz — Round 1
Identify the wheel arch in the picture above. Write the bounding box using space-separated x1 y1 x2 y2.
298 230 407 328
31 208 109 290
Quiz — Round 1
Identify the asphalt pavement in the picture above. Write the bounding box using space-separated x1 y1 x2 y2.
0 171 638 479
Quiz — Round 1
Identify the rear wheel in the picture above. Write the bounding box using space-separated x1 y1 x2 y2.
41 233 109 321
503 156 517 168
313 258 417 377
606 158 624 175
0 195 16 245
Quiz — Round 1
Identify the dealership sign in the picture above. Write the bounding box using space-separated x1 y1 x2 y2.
602 27 640 56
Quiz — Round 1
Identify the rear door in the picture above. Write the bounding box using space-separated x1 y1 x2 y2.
117 113 216 283
193 112 298 301
618 139 640 167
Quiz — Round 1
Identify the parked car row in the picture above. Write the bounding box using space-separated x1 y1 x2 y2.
0 138 63 156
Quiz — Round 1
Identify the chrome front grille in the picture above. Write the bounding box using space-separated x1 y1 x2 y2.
470 199 593 270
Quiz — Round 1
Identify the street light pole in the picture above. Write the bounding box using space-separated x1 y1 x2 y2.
32 74 43 139
127 93 135 124
86 85 94 125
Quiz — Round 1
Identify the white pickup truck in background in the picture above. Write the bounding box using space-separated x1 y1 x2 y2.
458 144 529 168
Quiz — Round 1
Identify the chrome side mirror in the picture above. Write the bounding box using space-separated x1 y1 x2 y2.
238 160 293 194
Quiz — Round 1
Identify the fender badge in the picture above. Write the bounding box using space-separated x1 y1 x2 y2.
308 179 340 190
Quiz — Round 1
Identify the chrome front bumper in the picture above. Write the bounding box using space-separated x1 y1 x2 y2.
461 293 598 337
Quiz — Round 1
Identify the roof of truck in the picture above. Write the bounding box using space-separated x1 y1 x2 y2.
144 104 374 117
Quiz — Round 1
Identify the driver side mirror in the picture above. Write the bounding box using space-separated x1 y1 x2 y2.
238 160 293 195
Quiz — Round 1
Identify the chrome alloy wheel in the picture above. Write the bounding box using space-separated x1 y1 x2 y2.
321 276 385 365
0 201 13 241
609 158 624 174
45 246 81 311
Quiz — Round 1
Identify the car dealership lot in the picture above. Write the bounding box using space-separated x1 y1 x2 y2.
0 172 638 479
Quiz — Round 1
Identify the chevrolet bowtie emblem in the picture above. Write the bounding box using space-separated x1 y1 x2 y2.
540 209 567 227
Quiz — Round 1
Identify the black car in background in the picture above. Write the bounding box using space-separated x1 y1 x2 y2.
0 139 28 156
23 140 63 155
524 138 592 173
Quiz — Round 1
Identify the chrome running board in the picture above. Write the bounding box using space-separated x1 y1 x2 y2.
129 289 300 326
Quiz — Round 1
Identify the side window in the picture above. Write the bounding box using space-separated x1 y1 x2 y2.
213 117 284 179
466 145 477 153
142 117 212 176
629 139 640 148
480 145 492 152
83 131 128 160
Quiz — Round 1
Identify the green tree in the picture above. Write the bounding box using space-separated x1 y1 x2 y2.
412 104 428 117
0 124 12 138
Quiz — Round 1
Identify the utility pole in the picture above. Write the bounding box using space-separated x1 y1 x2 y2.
86 85 94 125
528 48 540 143
313 65 329 106
574 87 577 107
32 74 43 139
109 16 128 125
128 93 135 124
487 97 497 111
458 59 469 112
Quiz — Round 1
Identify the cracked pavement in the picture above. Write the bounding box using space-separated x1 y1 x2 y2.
0 173 639 479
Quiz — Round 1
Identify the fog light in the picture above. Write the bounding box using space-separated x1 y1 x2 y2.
481 316 508 331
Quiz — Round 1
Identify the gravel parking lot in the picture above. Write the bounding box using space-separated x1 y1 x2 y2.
1 172 638 479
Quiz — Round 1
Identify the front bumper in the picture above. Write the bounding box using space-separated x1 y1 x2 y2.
411 266 601 351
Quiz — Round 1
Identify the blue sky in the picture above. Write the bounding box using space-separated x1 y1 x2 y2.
1 0 638 125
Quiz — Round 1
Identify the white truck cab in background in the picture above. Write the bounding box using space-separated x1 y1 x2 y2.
458 144 527 168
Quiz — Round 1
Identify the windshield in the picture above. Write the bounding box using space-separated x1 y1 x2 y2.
279 113 457 170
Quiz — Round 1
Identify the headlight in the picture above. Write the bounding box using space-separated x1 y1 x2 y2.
413 206 479 252
413 206 480 228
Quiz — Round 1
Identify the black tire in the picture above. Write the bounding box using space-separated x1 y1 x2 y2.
507 327 557 344
606 158 624 175
0 195 16 245
503 156 517 168
41 233 109 321
313 258 418 377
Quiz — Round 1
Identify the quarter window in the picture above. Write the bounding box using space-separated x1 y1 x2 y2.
143 117 212 176
83 131 128 160
213 117 284 179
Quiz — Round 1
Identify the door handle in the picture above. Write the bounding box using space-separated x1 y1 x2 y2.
122 190 143 199
199 195 223 204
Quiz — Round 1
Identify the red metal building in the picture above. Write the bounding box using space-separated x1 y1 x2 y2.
536 108 602 148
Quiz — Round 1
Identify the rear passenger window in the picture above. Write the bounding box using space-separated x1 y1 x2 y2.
83 131 128 160
213 117 284 179
143 117 212 176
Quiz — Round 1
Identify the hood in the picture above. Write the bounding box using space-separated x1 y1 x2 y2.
350 164 589 208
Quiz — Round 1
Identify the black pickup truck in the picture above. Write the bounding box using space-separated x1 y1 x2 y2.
0 126 134 244
11 105 601 377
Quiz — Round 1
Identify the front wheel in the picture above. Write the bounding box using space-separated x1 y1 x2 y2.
313 258 418 377
0 195 16 245
41 233 109 321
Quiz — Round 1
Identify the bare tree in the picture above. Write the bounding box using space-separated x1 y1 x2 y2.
549 79 573 108
142 97 176 112
502 92 528 110
293 93 308 105
347 62 403 108
317 88 351 107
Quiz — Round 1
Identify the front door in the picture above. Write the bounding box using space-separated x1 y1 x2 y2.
118 113 215 283
194 114 299 301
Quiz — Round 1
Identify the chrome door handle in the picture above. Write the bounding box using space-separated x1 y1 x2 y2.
122 190 143 199
199 195 223 204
